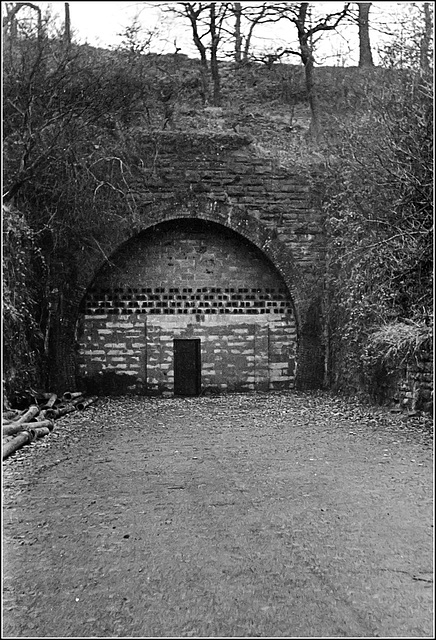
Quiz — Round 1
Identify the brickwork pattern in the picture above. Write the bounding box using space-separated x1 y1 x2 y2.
78 316 146 390
78 316 296 395
78 220 297 394
145 317 296 394
120 133 324 276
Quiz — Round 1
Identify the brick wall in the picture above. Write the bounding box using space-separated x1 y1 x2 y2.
78 219 297 394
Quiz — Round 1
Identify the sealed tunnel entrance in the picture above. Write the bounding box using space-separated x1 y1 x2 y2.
174 339 201 396
77 218 297 395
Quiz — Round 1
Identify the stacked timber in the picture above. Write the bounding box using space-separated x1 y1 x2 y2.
2 392 98 460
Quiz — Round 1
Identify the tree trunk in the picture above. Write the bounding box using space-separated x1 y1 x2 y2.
420 2 432 72
76 396 98 410
234 2 242 63
64 2 71 46
210 3 221 106
302 47 321 139
32 426 51 438
63 391 83 401
44 403 77 419
15 405 40 425
11 15 18 40
185 4 210 104
41 393 57 409
3 431 33 460
358 3 374 68
296 4 321 140
3 420 53 436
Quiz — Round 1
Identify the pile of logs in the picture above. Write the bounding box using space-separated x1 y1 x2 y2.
2 392 97 461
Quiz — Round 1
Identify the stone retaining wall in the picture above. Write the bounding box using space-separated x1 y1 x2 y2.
397 351 433 413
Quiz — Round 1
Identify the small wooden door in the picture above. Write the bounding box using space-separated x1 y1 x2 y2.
173 339 201 396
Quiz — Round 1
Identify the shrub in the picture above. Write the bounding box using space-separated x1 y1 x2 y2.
322 70 433 395
2 205 46 402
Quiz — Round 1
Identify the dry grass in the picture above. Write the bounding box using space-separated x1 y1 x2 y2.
367 320 433 365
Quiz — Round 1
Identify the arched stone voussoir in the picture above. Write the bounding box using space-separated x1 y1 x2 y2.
77 197 305 333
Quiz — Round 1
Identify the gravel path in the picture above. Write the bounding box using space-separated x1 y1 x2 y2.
2 392 433 638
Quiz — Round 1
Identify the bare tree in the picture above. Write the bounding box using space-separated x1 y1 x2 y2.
163 2 230 105
209 2 228 105
357 2 374 67
183 2 209 67
3 2 43 44
376 2 433 71
228 2 284 64
271 3 350 138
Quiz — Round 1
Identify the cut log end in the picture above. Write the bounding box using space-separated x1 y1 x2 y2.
63 391 83 401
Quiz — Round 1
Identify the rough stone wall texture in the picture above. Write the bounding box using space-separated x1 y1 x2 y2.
123 132 324 275
372 345 433 414
397 350 433 413
52 131 326 393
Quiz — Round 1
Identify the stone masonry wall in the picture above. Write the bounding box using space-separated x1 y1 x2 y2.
122 132 324 283
396 350 433 413
78 219 297 394
78 315 296 395
56 131 327 394
372 344 433 414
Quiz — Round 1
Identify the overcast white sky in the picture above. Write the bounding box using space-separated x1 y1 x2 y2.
4 1 422 66
65 1 353 55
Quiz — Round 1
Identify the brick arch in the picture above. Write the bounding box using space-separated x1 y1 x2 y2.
78 199 305 334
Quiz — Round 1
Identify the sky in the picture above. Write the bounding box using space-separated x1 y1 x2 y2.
3 2 424 67
60 1 353 60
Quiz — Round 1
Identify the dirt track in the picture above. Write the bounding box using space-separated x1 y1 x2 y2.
2 392 433 638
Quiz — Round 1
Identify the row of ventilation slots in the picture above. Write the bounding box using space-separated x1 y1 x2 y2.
83 287 292 315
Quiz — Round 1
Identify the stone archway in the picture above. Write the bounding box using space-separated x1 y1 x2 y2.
77 217 300 395
76 198 306 333
48 196 324 394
